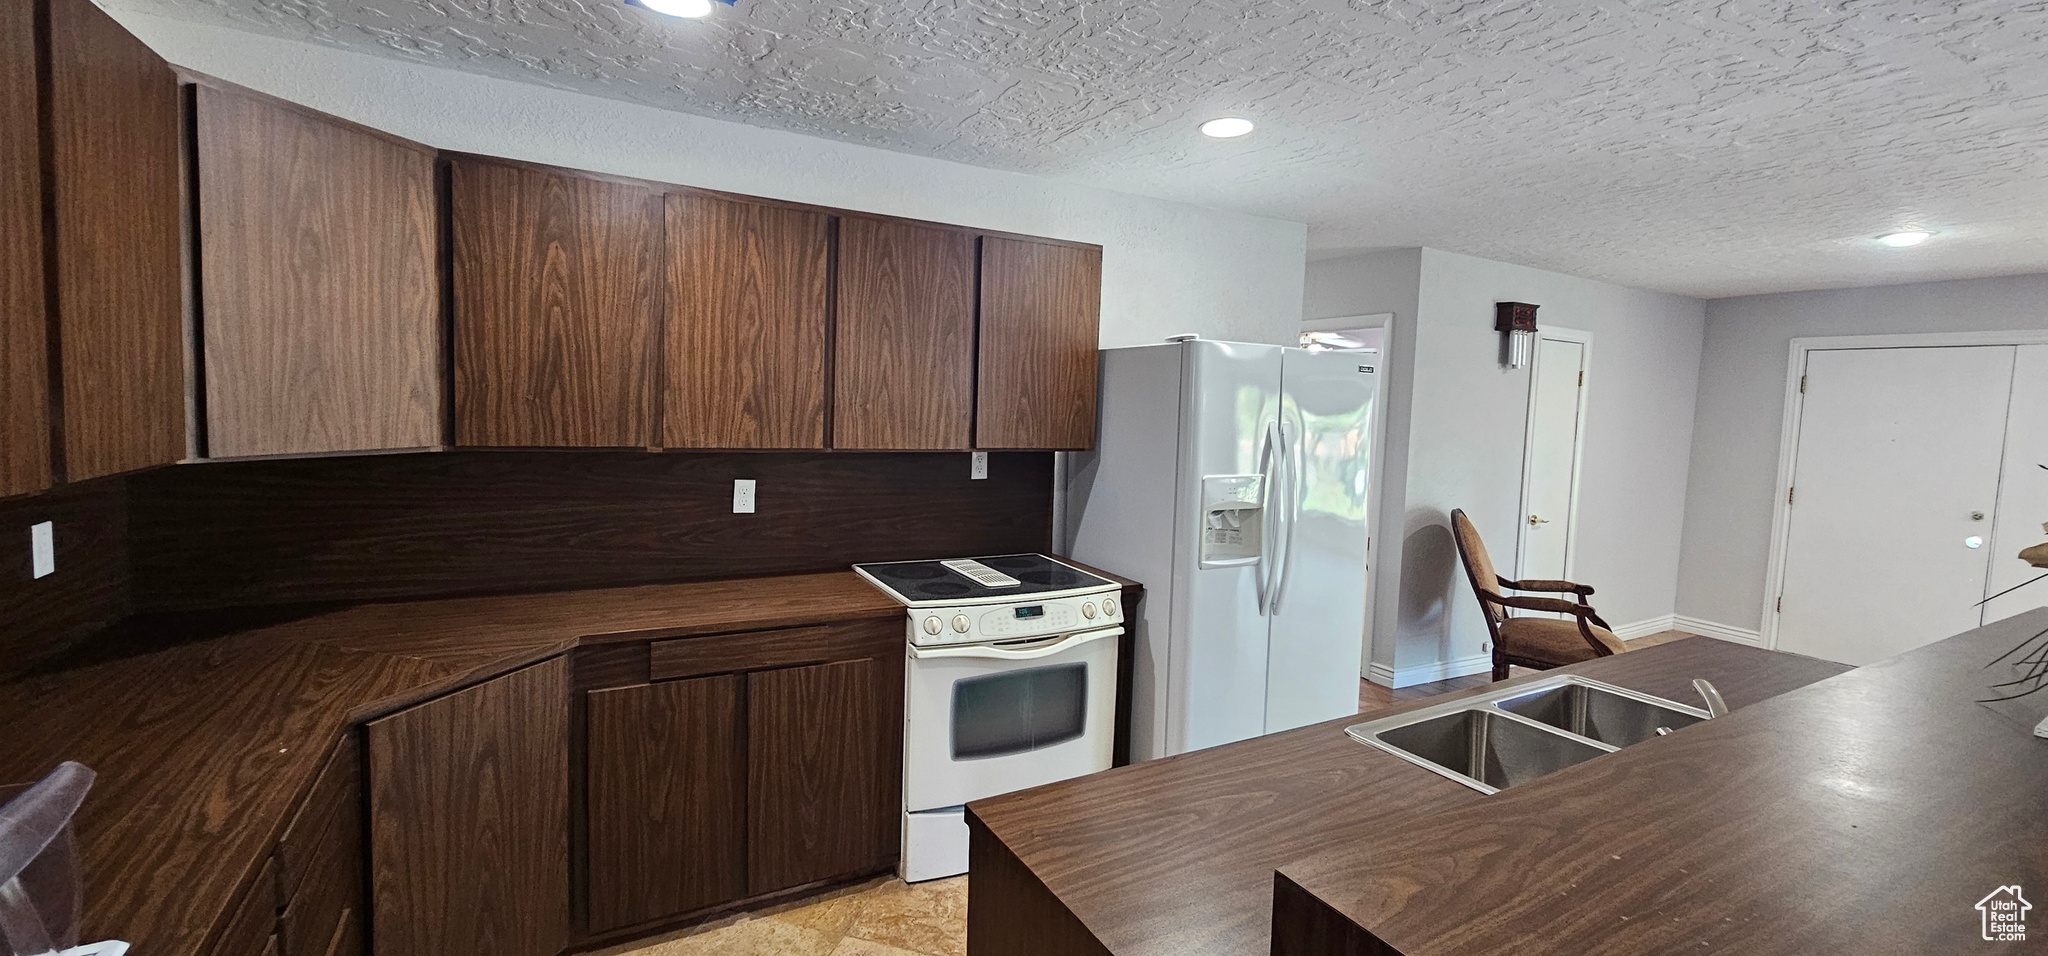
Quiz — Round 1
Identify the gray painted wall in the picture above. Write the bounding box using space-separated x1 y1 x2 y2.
1675 273 2048 631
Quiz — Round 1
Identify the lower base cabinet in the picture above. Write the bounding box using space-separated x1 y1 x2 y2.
747 659 893 894
367 657 571 956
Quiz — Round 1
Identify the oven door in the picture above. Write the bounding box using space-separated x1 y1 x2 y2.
902 626 1120 813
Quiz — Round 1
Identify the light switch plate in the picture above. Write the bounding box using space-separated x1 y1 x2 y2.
971 452 988 480
31 521 54 579
732 479 757 514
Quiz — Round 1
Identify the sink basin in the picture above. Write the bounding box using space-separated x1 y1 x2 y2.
1493 679 1711 748
1345 675 1713 794
1368 709 1607 793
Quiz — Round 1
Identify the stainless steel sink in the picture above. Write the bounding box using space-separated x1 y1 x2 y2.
1346 675 1714 794
1493 679 1710 748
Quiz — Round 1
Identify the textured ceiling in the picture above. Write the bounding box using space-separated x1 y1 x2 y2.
108 0 2048 298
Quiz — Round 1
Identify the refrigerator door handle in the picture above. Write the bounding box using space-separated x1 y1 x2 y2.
1268 418 1297 612
1254 419 1280 615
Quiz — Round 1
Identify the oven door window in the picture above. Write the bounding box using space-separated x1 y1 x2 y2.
950 662 1089 760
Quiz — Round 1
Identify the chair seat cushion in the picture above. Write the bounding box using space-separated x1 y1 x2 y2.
1497 616 1627 665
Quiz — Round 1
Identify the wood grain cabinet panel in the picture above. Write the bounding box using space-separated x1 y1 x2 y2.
46 0 185 481
197 86 441 459
664 193 829 449
452 158 659 448
367 656 570 956
585 676 745 932
0 0 47 499
832 218 975 450
746 658 898 894
975 237 1102 450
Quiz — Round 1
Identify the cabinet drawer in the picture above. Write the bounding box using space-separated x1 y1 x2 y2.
211 856 278 956
279 782 364 956
276 735 360 905
649 620 899 681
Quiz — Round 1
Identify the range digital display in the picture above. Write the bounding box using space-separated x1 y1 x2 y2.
1014 605 1046 619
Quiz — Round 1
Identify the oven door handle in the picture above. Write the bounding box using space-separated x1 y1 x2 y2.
908 626 1123 661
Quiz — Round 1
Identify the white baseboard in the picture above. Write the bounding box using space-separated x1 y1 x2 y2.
1611 614 1677 641
1368 653 1494 689
1671 615 1766 647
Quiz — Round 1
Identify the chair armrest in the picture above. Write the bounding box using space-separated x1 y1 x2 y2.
1502 577 1594 596
1491 593 1596 615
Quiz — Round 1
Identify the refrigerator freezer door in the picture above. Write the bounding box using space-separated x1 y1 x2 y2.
1171 340 1283 754
1264 349 1377 734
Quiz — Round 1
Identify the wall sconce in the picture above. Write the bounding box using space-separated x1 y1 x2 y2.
1495 301 1539 369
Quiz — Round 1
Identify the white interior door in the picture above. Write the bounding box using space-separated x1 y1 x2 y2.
1777 346 2013 665
1517 333 1589 591
1982 344 2048 624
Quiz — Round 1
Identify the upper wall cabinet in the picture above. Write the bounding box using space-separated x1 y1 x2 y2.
975 237 1102 450
832 218 976 451
0 0 48 498
197 86 443 459
46 0 186 481
451 157 660 448
665 193 830 450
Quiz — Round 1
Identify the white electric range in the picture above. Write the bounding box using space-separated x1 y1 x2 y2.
854 554 1123 882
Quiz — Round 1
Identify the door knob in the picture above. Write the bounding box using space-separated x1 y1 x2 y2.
1528 514 1548 526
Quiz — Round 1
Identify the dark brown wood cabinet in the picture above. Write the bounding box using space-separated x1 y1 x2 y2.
746 658 896 894
664 193 830 449
45 0 186 481
196 85 442 459
452 158 660 448
976 237 1102 450
0 0 47 498
832 217 976 450
368 657 571 956
584 675 745 932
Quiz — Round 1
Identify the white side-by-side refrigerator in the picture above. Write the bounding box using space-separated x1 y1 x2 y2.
1065 338 1379 760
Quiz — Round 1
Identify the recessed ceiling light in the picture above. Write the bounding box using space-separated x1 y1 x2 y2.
635 0 714 18
1877 230 1933 247
1199 117 1255 139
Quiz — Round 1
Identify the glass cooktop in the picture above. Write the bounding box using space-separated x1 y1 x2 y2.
853 554 1115 607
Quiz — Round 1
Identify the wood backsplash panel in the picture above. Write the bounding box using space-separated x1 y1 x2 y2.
0 478 130 674
127 451 1053 611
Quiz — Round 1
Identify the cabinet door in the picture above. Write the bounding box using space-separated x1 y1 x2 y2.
747 658 898 894
975 237 1102 450
452 159 659 448
368 657 570 956
0 0 47 498
197 86 441 458
584 676 744 932
664 193 829 449
47 0 185 481
832 218 974 450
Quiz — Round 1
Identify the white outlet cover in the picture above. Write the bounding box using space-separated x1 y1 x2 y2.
970 452 988 480
733 479 757 514
31 521 54 579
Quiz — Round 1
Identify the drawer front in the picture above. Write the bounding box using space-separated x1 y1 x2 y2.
279 782 364 956
211 856 278 956
277 734 361 903
649 620 898 681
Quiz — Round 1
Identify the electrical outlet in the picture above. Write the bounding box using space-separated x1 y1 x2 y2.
732 479 757 514
971 452 988 480
31 521 54 579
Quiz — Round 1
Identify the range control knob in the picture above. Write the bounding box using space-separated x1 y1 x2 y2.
1082 602 1097 619
952 614 971 633
922 616 943 636
1102 596 1119 616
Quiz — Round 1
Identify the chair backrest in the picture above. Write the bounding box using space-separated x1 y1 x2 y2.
1449 509 1506 632
0 761 95 956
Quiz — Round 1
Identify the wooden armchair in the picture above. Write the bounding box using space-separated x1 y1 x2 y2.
1449 509 1627 681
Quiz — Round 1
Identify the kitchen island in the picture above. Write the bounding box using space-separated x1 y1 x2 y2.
964 622 2042 956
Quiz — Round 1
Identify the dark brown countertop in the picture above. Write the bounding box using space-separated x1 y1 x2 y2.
0 571 905 956
1274 611 2048 956
966 637 1853 956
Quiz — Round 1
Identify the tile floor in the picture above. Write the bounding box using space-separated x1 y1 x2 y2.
610 629 1700 956
600 874 964 956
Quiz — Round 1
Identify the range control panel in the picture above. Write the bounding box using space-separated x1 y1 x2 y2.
905 589 1123 647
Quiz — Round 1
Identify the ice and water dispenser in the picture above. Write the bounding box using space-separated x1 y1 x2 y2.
1199 474 1266 567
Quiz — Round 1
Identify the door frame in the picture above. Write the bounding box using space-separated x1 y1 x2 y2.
1515 326 1592 586
1300 313 1392 681
1759 329 2048 651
